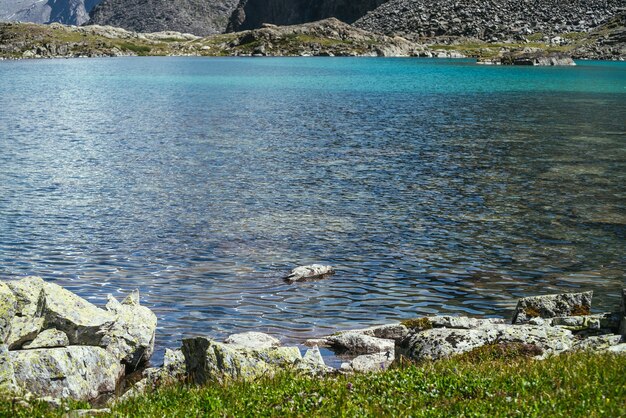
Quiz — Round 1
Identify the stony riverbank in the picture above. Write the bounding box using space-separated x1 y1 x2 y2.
0 276 624 414
1 16 624 61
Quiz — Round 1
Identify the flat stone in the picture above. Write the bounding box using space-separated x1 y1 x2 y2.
606 343 626 353
304 338 330 348
23 328 69 349
398 324 574 361
182 337 301 384
429 316 507 329
512 291 593 324
224 332 280 350
327 332 394 355
572 334 623 351
10 346 124 402
338 323 409 341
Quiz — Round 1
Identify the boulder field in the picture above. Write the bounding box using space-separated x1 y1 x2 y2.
0 276 624 410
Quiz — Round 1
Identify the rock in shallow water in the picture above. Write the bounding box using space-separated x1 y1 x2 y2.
327 332 394 355
284 265 335 282
224 332 281 349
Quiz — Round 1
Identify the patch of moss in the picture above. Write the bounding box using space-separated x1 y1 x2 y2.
457 343 544 363
400 317 433 331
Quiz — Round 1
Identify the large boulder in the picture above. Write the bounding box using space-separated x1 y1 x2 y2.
10 346 124 402
101 292 157 370
327 332 394 355
41 280 115 346
5 277 44 349
512 291 593 324
0 345 17 393
182 337 302 384
398 324 574 362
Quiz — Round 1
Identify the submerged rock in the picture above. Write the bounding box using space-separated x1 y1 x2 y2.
284 265 335 282
182 337 302 384
22 329 69 350
512 291 593 324
10 346 124 402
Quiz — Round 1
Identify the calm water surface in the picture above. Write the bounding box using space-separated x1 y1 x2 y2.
1 57 625 358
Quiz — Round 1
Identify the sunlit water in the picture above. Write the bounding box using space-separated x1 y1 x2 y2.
1 57 625 362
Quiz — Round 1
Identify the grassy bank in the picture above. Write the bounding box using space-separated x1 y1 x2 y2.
2 351 624 417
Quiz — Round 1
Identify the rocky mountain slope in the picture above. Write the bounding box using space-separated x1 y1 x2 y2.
226 0 386 32
0 0 102 25
88 0 239 36
355 0 625 41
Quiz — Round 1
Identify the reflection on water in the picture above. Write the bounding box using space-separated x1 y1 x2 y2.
0 58 625 358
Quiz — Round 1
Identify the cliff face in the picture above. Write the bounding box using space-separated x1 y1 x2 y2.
355 0 624 41
89 0 239 36
0 0 103 25
226 0 387 32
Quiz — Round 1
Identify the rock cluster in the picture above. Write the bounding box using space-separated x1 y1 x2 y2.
356 0 624 41
0 276 156 403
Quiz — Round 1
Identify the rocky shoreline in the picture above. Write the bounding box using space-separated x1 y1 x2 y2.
0 276 624 414
1 15 624 62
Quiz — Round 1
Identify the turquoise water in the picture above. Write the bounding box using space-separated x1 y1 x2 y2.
0 57 625 355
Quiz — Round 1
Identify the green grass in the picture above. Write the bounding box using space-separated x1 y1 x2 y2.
2 351 624 417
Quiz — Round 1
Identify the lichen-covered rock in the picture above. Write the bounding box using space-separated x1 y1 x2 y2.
297 345 333 374
340 324 410 341
0 345 17 393
22 329 69 349
101 292 157 370
428 316 507 329
182 337 302 384
0 283 16 344
398 324 574 361
327 332 394 355
572 334 623 351
512 292 593 324
224 332 280 349
41 281 114 346
341 351 394 373
551 313 620 332
606 343 626 353
6 276 45 318
7 317 45 350
10 346 124 402
163 348 186 379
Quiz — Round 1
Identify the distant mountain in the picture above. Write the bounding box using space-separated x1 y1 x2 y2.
89 0 239 36
0 0 103 25
226 0 387 32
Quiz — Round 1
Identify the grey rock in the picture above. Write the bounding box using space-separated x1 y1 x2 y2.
572 334 623 351
298 345 333 374
101 292 157 370
620 289 626 337
284 264 335 282
224 332 280 349
512 291 593 324
327 332 394 355
7 317 45 350
606 343 626 353
0 345 17 393
182 337 302 384
10 346 124 402
340 323 409 341
398 324 574 361
0 283 16 345
41 280 115 346
341 351 394 373
428 316 507 329
67 408 111 417
22 329 69 349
